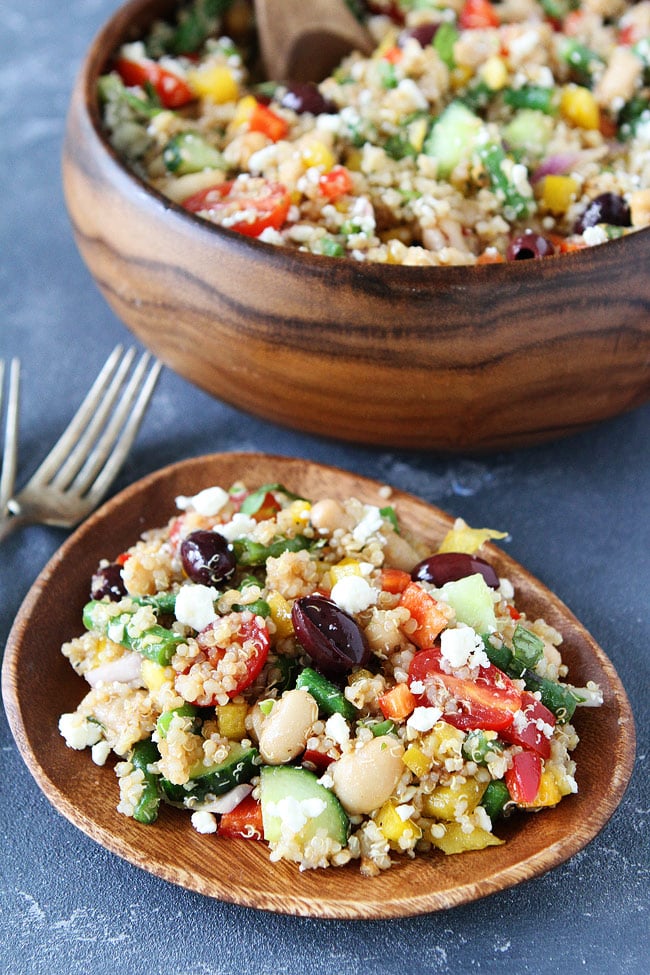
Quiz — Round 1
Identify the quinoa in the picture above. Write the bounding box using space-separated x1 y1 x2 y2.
59 478 600 873
99 0 650 266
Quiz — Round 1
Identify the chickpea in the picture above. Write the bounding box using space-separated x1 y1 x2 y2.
309 498 354 534
382 527 422 572
257 688 318 765
330 736 405 815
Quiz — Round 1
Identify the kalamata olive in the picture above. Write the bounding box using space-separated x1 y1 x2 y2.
280 82 336 115
573 192 631 234
506 232 555 260
411 552 500 589
91 562 127 601
180 530 236 587
292 594 370 679
400 23 438 47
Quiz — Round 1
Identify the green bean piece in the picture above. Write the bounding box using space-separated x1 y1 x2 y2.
133 592 177 615
558 38 604 87
477 143 532 220
156 704 200 739
231 598 271 617
82 600 184 666
462 730 504 765
130 738 161 825
480 780 511 820
370 718 397 737
232 534 313 566
519 670 580 723
433 23 458 70
503 85 557 115
295 667 357 720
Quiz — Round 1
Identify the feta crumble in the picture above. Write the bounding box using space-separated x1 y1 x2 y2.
174 583 218 632
330 575 378 614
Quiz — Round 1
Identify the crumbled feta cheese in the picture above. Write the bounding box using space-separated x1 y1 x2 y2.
325 712 350 747
396 803 416 822
175 486 229 517
217 512 257 541
174 583 218 632
440 625 476 668
407 706 442 732
409 680 425 695
352 505 383 544
499 577 515 600
58 713 103 750
191 810 218 834
330 575 378 614
266 796 327 835
583 225 609 246
91 739 112 766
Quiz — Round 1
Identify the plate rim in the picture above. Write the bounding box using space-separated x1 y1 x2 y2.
2 451 637 918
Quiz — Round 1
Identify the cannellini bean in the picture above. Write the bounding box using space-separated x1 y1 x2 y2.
331 735 405 815
258 688 318 765
309 498 354 534
594 47 643 107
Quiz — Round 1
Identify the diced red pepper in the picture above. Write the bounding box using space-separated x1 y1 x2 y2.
116 551 131 566
459 0 500 29
218 795 264 840
318 165 354 202
500 691 556 759
303 748 335 772
251 491 282 522
379 567 412 595
182 179 291 237
505 751 542 804
115 57 195 108
249 101 289 142
408 646 522 732
399 582 448 648
506 604 521 620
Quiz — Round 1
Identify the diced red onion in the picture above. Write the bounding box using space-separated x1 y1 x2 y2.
85 651 143 686
197 784 253 813
531 153 579 184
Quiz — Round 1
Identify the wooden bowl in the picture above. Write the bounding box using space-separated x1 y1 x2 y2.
61 0 650 451
2 453 636 917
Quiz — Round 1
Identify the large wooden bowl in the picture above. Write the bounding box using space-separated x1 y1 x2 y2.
62 0 650 451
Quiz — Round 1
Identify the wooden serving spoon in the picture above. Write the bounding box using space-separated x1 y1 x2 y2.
254 0 375 82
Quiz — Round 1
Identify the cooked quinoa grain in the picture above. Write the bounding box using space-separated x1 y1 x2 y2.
59 478 600 872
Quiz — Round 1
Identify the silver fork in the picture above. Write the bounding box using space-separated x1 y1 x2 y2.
0 346 161 542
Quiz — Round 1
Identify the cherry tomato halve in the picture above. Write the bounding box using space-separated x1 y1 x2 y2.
186 616 270 706
115 57 195 108
182 179 291 237
319 166 354 201
459 0 500 29
500 691 556 758
505 751 542 804
408 647 522 732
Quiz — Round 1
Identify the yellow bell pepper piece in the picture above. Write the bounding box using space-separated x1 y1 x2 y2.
230 94 258 130
422 778 488 820
216 702 248 741
480 56 509 91
376 801 422 846
329 557 363 586
188 64 239 103
426 721 465 759
560 85 600 130
287 499 311 527
543 174 579 214
437 521 507 555
521 768 563 809
402 744 431 778
301 139 336 173
141 659 173 692
267 591 294 638
431 822 504 854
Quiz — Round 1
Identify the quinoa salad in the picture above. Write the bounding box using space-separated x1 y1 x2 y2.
97 0 650 265
59 479 602 874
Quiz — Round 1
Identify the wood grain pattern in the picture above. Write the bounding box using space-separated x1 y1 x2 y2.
61 0 650 450
1 453 636 918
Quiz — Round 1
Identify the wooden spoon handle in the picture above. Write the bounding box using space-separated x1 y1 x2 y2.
255 0 374 83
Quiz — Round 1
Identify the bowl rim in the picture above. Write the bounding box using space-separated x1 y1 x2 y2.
74 0 650 282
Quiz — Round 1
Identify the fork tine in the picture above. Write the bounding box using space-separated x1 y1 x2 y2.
29 345 130 487
73 354 162 503
0 358 20 510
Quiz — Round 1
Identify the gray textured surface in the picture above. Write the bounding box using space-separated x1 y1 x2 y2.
1 2 648 973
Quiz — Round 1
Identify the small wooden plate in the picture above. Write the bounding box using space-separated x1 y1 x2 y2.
2 453 636 918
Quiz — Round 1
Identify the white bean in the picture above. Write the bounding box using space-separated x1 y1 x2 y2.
382 527 422 571
258 688 318 765
309 498 354 534
331 735 405 815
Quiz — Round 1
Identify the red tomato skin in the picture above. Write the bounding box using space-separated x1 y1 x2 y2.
500 692 556 759
318 166 354 201
115 57 194 108
459 0 500 29
249 101 289 142
182 180 291 237
505 751 542 804
184 617 270 706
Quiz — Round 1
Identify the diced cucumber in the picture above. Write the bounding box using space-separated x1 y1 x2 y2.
163 131 227 175
161 742 258 804
260 766 349 848
423 101 483 178
295 667 356 720
438 573 497 633
502 109 553 158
